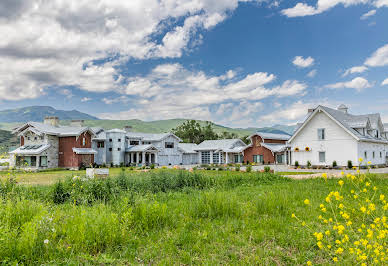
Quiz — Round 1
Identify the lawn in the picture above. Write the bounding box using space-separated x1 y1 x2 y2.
0 169 386 264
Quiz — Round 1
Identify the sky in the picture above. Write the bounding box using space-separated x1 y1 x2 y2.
0 0 388 128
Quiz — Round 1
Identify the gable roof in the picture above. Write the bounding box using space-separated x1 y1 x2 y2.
289 105 388 144
249 131 290 141
125 144 159 152
195 139 246 151
178 143 198 154
261 143 288 153
13 122 96 137
126 132 182 142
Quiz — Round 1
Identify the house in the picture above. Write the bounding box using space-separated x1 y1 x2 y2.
243 132 290 164
92 127 183 166
178 143 199 165
288 104 388 167
194 139 246 164
10 117 96 169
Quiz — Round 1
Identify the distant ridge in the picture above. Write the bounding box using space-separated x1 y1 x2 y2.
0 106 98 123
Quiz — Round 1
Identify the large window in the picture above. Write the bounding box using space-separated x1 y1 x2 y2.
97 141 104 148
276 154 283 164
213 152 223 164
253 155 264 163
234 154 243 163
165 142 174 149
16 156 37 167
201 151 210 164
40 156 48 167
318 128 325 140
319 152 326 163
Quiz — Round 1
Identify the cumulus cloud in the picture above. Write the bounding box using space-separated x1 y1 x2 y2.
99 63 307 124
324 77 372 92
365 43 388 67
360 9 377 19
382 78 388 86
343 66 368 76
292 56 315 68
0 0 263 101
281 0 379 18
307 69 317 78
81 97 91 102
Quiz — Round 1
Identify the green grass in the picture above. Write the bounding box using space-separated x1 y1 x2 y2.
0 170 386 264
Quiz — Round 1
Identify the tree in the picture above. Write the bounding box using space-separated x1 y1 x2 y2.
172 120 218 144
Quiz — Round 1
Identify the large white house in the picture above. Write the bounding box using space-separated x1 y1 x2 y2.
288 105 388 167
194 139 246 164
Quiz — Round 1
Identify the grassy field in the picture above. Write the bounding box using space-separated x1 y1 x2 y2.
0 169 386 264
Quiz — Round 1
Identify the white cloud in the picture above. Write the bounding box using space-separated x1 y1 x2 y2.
343 65 368 76
292 56 315 68
271 80 307 96
0 0 263 101
382 78 388 86
81 97 91 102
281 0 376 18
360 9 376 19
324 77 372 92
307 69 317 78
102 96 130 105
365 43 388 67
60 89 74 99
375 0 388 7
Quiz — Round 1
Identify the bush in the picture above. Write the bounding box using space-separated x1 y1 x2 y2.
52 181 69 204
264 166 271 173
294 161 299 167
332 160 337 168
307 161 311 168
347 160 353 169
246 165 252 173
150 164 155 169
235 164 240 172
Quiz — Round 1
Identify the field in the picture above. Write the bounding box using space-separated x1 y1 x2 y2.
0 169 387 264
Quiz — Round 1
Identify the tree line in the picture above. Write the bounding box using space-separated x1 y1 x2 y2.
172 120 250 144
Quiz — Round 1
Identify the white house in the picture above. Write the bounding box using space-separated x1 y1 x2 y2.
194 139 246 164
178 143 199 165
288 104 388 167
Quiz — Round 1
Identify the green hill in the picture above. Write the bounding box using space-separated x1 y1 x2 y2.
0 129 18 154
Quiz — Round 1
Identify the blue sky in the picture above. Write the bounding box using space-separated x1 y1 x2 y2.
0 0 387 127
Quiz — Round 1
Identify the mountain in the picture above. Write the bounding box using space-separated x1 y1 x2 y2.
0 106 98 123
271 124 297 135
0 129 18 154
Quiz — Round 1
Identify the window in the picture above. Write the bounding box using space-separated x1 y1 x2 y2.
318 128 325 140
380 152 382 158
253 155 264 163
28 137 31 140
109 148 112 152
201 151 210 164
364 151 367 159
109 139 112 142
319 152 326 163
376 130 379 138
97 141 104 148
373 151 375 158
41 136 44 140
213 152 223 164
165 142 174 148
82 138 86 146
118 148 121 151
276 154 283 164
34 137 37 140
130 140 139 145
118 139 121 142
40 156 48 167
142 141 151 145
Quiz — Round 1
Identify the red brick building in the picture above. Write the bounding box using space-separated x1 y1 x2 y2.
244 132 290 164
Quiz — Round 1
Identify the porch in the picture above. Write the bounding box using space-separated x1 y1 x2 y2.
125 145 159 166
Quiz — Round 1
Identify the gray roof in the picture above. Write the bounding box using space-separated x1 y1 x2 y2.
14 122 95 137
72 148 97 155
178 143 198 154
125 144 158 152
251 131 290 141
261 143 287 153
195 139 246 151
296 105 388 143
126 132 181 142
106 128 126 133
10 144 50 155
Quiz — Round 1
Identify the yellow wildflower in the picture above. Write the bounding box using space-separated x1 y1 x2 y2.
304 199 310 205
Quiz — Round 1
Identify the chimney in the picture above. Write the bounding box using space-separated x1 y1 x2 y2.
337 104 348 114
44 116 59 127
123 126 132 132
70 120 84 127
308 108 315 114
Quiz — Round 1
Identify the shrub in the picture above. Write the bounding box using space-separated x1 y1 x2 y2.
235 164 240 172
307 161 311 168
150 164 155 169
264 166 271 173
295 161 299 167
347 160 353 169
332 160 337 168
246 165 252 173
52 181 69 204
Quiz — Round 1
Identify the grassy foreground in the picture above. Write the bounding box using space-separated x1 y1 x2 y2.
0 169 387 264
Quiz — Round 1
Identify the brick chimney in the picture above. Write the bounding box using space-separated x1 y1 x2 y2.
70 120 84 127
44 116 59 127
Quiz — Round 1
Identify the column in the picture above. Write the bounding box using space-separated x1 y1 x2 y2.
142 152 146 165
36 156 40 168
284 151 287 165
225 152 229 164
131 153 134 164
210 151 213 164
219 151 222 164
198 152 201 164
155 153 158 165
136 152 140 164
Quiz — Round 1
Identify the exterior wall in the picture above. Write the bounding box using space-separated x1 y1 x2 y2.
358 142 388 165
290 111 358 166
59 132 93 168
243 135 286 164
182 153 198 165
92 140 106 165
105 132 126 166
153 135 182 165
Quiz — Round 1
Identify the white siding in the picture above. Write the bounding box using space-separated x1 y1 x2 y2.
358 142 388 165
290 111 358 166
105 132 126 166
153 135 183 165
